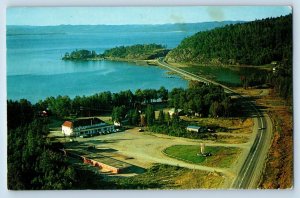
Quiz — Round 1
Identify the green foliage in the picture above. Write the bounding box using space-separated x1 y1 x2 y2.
164 145 241 168
158 110 165 124
45 95 72 118
145 105 155 126
71 91 113 116
27 87 169 118
165 112 171 126
103 44 168 60
158 86 169 101
27 82 235 121
149 122 217 140
7 118 77 189
148 84 235 138
6 101 86 190
135 88 159 103
63 49 99 60
111 106 126 122
164 145 207 163
268 60 293 102
166 14 292 66
127 109 140 125
168 83 234 117
209 101 224 118
7 99 34 129
63 44 168 61
112 90 134 107
12 83 236 124
112 164 186 189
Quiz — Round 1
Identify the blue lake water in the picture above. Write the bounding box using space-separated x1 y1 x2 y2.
6 23 242 103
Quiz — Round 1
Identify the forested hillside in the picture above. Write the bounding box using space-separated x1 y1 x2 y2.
166 14 292 66
103 44 168 60
7 100 77 189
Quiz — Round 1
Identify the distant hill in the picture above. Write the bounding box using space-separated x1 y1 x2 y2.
166 14 292 66
7 21 243 36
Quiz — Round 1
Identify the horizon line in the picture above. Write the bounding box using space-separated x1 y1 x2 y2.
6 20 248 27
7 13 291 27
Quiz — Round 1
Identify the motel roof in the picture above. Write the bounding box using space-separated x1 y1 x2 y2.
62 118 105 128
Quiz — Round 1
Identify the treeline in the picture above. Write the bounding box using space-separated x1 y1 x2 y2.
140 82 234 139
18 82 234 121
135 105 219 140
268 60 293 101
166 14 292 66
148 111 218 140
103 44 169 60
7 100 78 189
12 82 234 123
168 81 234 117
36 87 169 118
110 82 235 129
62 44 169 61
240 60 292 101
62 49 98 60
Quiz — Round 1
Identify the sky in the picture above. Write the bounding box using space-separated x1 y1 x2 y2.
7 6 292 26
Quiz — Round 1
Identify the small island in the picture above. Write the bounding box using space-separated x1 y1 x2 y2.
62 44 170 62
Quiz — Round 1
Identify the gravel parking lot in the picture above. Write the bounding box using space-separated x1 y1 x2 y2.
53 127 248 175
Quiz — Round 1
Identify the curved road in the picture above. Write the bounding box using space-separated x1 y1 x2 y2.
156 58 273 189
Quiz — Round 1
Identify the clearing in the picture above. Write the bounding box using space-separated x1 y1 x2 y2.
163 145 242 168
49 115 254 188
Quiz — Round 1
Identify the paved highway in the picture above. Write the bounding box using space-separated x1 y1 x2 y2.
156 58 273 189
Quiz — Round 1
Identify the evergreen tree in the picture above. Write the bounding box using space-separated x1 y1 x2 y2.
165 112 171 126
158 110 165 124
145 105 155 126
111 106 126 122
158 86 168 101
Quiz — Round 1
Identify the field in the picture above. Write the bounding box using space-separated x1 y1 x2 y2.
113 164 225 189
180 116 253 144
67 162 225 189
163 145 242 168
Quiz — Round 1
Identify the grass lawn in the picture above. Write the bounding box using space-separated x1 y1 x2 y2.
66 163 224 189
164 145 241 168
112 164 224 189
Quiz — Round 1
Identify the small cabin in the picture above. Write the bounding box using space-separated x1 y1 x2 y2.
114 121 121 127
186 125 202 133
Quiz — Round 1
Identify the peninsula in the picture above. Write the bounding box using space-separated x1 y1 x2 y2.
62 44 169 61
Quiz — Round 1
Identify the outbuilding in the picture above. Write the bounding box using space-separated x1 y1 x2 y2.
186 125 202 133
168 108 183 117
